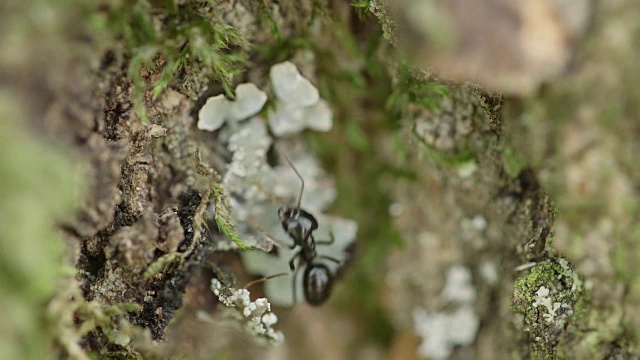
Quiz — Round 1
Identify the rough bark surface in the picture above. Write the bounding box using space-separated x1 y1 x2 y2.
3 0 640 359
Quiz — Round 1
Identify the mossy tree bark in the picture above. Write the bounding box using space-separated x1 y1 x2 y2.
3 0 640 359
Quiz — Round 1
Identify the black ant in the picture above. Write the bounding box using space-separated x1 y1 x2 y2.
245 153 342 306
278 153 343 305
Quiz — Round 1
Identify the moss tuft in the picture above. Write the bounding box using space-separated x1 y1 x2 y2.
100 0 249 119
512 258 589 358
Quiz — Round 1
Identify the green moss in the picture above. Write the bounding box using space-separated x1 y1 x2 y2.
512 257 590 357
386 64 450 113
416 140 476 168
503 147 527 178
211 182 252 251
251 0 282 41
367 0 399 44
572 289 591 322
513 258 584 312
98 0 249 119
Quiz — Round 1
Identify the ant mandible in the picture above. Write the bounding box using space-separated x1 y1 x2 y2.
277 153 342 306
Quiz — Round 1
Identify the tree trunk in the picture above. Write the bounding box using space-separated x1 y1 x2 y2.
2 0 639 359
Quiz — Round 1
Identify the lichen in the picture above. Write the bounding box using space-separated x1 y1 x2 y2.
195 70 344 249
512 258 587 357
197 83 267 131
268 61 333 136
192 58 357 309
210 279 284 344
412 266 480 360
533 286 563 323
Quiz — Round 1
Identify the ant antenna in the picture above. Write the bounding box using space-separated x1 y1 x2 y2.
281 153 304 212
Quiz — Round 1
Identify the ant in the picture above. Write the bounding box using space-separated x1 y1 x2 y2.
278 154 343 305
245 153 343 306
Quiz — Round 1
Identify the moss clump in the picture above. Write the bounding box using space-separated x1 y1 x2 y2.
99 0 249 117
503 147 527 179
512 258 589 358
210 182 252 251
367 0 399 45
386 65 450 113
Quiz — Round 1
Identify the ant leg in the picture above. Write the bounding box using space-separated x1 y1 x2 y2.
247 218 295 249
291 263 302 305
314 231 335 245
318 255 342 264
288 252 300 271
243 272 290 289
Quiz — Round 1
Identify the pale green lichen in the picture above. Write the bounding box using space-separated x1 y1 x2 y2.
197 83 267 131
268 61 333 136
193 61 357 306
533 286 563 324
512 257 588 357
196 68 352 253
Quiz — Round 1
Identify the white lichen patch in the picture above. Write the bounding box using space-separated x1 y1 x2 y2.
413 306 480 360
413 265 480 360
196 60 354 309
211 118 359 310
470 215 487 231
442 265 476 304
558 258 583 292
214 118 275 251
456 159 478 178
270 61 319 106
268 61 333 136
532 286 563 323
479 260 499 286
224 117 272 181
210 278 284 343
197 83 267 131
460 215 488 248
197 62 333 135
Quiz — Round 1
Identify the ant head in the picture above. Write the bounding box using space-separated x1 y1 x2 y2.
303 263 333 306
277 205 295 222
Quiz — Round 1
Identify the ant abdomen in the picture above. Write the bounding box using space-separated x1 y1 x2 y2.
303 264 333 306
